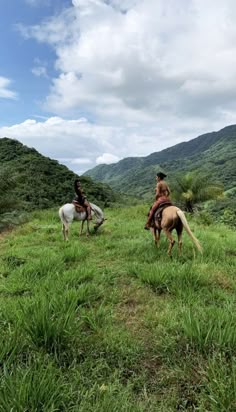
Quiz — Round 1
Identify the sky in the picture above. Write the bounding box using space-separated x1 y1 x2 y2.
1 0 236 175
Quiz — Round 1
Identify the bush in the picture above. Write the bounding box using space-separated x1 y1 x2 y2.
219 209 236 227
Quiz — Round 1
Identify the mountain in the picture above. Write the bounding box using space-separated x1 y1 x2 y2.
0 137 117 210
84 125 236 199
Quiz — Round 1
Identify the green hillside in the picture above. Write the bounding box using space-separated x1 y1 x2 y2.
0 137 117 210
85 125 236 198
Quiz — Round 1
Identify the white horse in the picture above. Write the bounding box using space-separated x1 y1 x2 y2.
59 203 105 241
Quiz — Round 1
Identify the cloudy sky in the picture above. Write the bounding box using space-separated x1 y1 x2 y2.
1 0 236 174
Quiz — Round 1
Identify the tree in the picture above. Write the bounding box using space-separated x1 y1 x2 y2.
172 172 224 213
0 169 18 212
0 168 22 230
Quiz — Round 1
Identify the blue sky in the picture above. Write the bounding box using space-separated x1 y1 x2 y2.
0 0 68 124
1 0 236 174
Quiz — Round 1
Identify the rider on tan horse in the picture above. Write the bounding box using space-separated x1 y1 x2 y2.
144 172 202 256
72 179 92 220
144 172 171 230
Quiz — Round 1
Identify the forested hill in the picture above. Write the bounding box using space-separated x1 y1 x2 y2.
0 138 117 210
84 125 236 198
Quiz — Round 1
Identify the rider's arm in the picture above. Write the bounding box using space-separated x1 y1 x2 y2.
155 182 161 200
166 184 170 197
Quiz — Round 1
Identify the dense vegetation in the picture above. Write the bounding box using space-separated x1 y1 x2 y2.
0 137 118 212
0 205 235 410
85 125 236 200
172 172 224 213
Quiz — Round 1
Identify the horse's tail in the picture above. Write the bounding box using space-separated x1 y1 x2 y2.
177 210 202 253
59 206 69 227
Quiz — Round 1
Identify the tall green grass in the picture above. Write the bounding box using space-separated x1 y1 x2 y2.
200 355 236 411
21 295 78 355
0 360 69 412
0 204 235 410
181 307 236 354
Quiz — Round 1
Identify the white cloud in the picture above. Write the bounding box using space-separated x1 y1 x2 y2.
13 0 236 171
31 58 48 78
0 117 122 173
0 115 233 175
96 153 120 164
19 0 236 123
0 76 17 100
71 158 92 164
32 66 48 77
18 8 75 46
103 0 140 13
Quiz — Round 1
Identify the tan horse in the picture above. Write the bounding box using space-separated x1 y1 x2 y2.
152 206 202 256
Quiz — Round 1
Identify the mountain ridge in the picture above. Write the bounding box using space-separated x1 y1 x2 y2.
84 125 236 198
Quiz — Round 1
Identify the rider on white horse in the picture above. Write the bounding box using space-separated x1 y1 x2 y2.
73 178 92 220
59 202 104 240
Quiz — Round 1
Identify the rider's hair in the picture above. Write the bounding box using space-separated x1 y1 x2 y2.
74 178 81 195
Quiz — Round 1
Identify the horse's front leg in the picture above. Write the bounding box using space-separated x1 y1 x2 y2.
86 220 90 237
79 220 84 236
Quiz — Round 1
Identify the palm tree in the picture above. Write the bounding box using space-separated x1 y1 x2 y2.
172 172 224 213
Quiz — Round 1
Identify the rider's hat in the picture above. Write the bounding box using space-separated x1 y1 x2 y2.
156 172 167 179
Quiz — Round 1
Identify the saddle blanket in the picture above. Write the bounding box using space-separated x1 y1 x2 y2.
154 202 172 222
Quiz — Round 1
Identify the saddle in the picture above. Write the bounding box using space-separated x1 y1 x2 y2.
72 201 86 213
154 201 172 224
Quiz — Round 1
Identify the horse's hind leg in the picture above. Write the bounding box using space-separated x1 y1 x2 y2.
62 223 69 241
176 223 183 256
163 228 175 256
153 228 161 247
62 224 66 241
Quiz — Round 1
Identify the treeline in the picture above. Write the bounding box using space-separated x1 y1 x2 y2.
0 138 118 230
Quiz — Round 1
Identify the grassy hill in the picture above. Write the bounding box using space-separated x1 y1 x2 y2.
0 205 235 410
85 125 236 199
0 137 118 210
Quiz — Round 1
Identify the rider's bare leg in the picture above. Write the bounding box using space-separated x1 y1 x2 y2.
144 202 159 230
84 201 92 220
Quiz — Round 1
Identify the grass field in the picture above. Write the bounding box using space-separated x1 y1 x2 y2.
0 205 235 411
